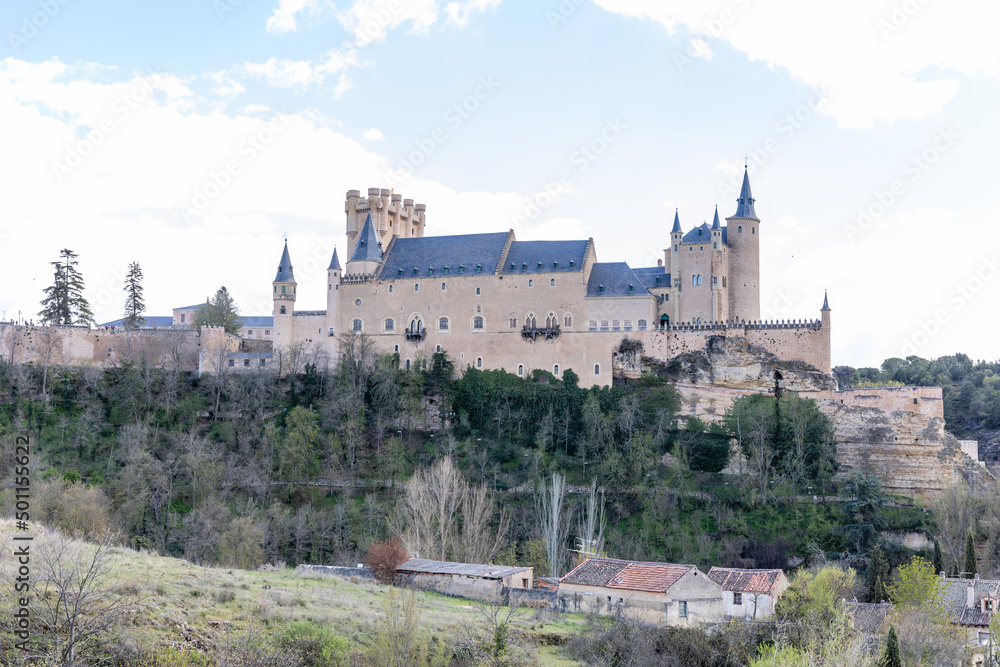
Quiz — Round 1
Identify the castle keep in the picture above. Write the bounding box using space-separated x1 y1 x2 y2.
269 169 831 384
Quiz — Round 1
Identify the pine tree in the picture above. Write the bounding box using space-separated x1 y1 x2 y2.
881 626 902 667
933 539 944 576
965 532 978 578
39 248 95 325
868 543 890 602
193 286 243 334
122 262 146 329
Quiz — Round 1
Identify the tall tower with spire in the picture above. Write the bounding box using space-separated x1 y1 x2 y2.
326 247 342 337
273 241 296 341
710 206 727 321
725 167 761 322
346 212 384 275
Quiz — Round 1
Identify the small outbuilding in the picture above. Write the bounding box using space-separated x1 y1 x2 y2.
559 557 724 625
707 567 790 619
396 558 533 599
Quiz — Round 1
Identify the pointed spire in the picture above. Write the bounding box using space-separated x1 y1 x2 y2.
273 241 295 283
733 167 759 219
328 246 341 271
349 212 384 263
711 205 721 230
671 209 682 234
822 290 830 311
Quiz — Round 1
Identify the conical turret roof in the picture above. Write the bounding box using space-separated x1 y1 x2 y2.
349 213 383 263
671 209 682 234
711 206 721 230
273 242 296 283
328 247 341 271
733 167 758 219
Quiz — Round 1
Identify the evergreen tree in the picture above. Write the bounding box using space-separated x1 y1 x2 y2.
881 626 902 667
933 539 944 576
122 261 146 328
965 532 978 577
38 248 95 325
868 543 890 602
193 286 243 334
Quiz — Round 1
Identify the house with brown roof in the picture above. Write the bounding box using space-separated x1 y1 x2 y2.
559 557 724 625
708 567 790 620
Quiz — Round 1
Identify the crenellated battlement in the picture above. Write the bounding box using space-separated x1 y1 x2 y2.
665 318 823 332
345 187 426 260
341 273 377 284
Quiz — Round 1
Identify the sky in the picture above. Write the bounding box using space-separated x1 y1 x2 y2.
1 0 998 369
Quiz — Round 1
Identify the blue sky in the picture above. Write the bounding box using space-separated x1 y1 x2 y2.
1 0 997 367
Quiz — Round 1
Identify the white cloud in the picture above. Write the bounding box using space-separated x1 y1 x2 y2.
590 0 999 129
243 57 323 90
688 37 711 60
363 127 384 141
445 0 501 28
266 0 325 33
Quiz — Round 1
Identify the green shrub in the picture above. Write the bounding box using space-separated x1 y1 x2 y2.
276 621 349 667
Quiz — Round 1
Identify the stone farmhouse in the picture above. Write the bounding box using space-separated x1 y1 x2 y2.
396 558 533 599
558 557 724 626
708 567 790 620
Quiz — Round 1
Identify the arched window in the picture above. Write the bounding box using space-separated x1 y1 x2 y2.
692 275 697 287
280 306 286 314
388 285 394 293
438 317 449 331
476 287 481 295
436 345 442 352
553 364 559 376
752 227 755 234
528 279 533 288
550 278 555 286
442 282 446 290
414 283 419 291
638 319 647 331
405 359 411 370
352 319 362 332
594 364 600 375
612 320 621 331
624 320 632 331
394 344 399 353
473 317 484 329
509 317 517 329
476 357 483 368
409 317 423 333
384 319 394 331
600 320 609 331
564 315 572 327
589 320 597 331
738 226 743 233
518 365 524 376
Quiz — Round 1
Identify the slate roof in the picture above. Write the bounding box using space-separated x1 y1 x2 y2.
397 558 531 579
822 291 830 310
586 263 652 298
941 577 1000 626
711 206 722 230
274 242 296 283
671 210 682 234
349 213 384 263
241 316 274 327
844 601 892 634
680 222 728 246
708 568 786 594
560 557 696 593
98 316 174 328
632 266 671 290
378 231 511 278
500 240 589 274
732 168 759 219
328 247 342 271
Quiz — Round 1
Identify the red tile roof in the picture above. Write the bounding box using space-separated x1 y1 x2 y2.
560 558 695 593
708 567 786 594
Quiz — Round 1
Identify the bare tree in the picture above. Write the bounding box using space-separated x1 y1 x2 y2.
539 472 569 578
459 485 510 564
576 479 606 558
31 530 145 665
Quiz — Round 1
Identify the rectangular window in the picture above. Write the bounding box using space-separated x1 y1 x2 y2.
678 601 687 618
228 359 234 367
180 314 185 323
243 359 249 367
733 592 742 605
265 330 270 335
589 320 597 331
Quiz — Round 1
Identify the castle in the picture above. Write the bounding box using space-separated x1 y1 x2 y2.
268 168 831 384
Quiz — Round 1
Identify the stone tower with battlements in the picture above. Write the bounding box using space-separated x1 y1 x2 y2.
345 188 426 262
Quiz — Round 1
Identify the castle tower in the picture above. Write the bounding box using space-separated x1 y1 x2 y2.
272 241 296 342
820 291 832 374
345 188 427 260
326 247 342 337
663 209 683 327
725 167 761 322
710 206 726 321
346 212 384 275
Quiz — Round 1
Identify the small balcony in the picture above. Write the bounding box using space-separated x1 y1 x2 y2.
521 324 561 341
404 327 425 342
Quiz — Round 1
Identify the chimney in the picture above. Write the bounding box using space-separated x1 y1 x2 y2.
657 259 663 267
968 581 976 608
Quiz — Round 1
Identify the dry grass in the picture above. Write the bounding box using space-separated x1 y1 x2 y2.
0 520 587 662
